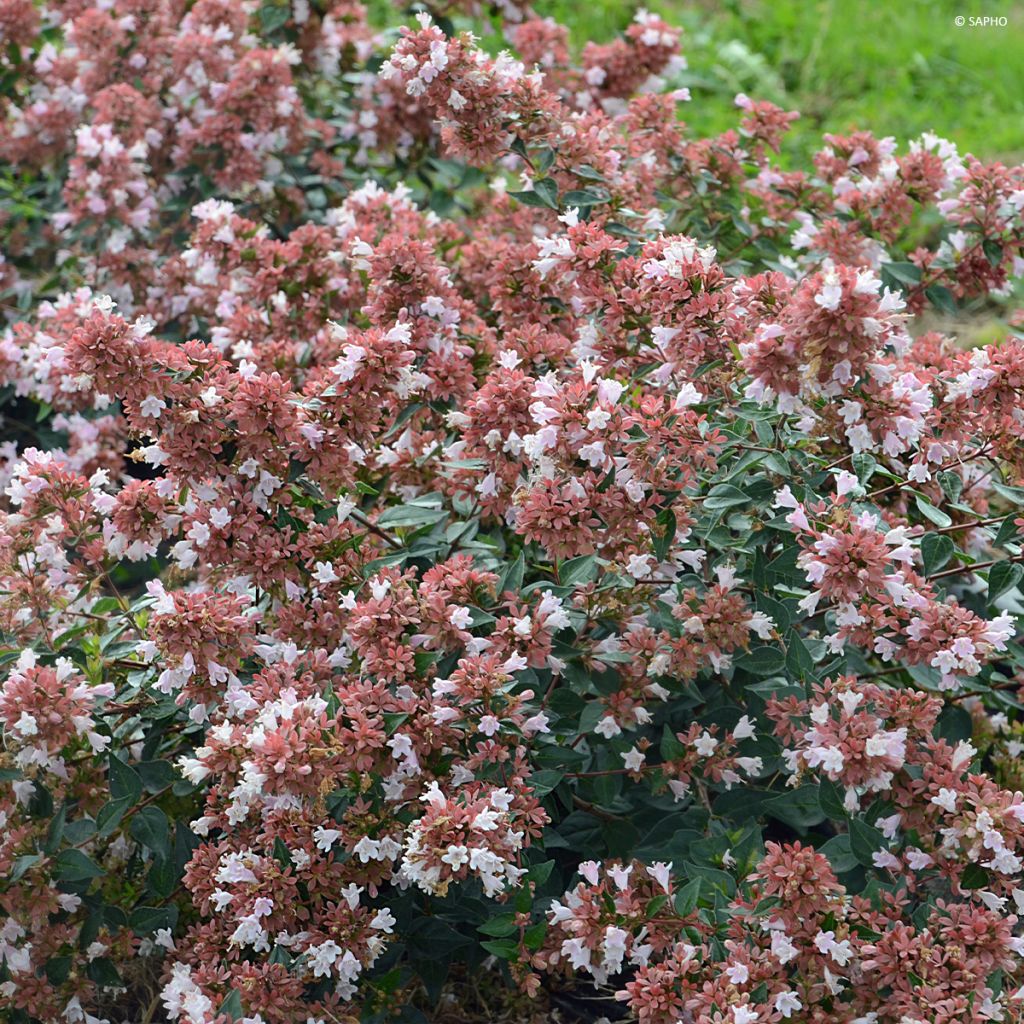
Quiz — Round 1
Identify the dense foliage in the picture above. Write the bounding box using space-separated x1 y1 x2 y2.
2 2 1024 1023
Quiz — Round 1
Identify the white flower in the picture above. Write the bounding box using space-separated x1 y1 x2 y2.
449 605 472 630
733 715 756 740
646 861 672 892
370 908 396 933
626 553 653 579
313 561 338 585
693 731 718 757
313 827 342 852
775 991 802 1018
674 382 703 408
930 787 959 814
623 747 645 772
595 716 622 738
139 395 166 418
352 836 383 862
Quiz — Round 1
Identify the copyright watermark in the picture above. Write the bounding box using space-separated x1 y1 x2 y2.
954 15 1009 26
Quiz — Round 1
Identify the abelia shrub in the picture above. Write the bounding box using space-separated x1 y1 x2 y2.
1 4 1024 1024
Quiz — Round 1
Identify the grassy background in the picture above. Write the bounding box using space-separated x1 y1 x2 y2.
373 0 1024 162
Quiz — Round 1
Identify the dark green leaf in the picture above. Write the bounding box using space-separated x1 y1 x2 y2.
765 785 826 829
988 561 1023 603
136 761 176 794
377 504 447 529
915 494 952 529
962 862 989 889
478 914 517 938
55 849 105 882
820 834 858 873
95 797 132 838
921 533 954 575
703 484 749 511
849 817 885 867
673 877 701 916
219 990 244 1021
129 906 177 935
880 261 921 286
560 554 598 586
108 754 142 805
925 284 956 316
130 806 171 861
735 646 786 676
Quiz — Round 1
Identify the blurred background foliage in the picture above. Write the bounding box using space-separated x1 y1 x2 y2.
367 0 1024 163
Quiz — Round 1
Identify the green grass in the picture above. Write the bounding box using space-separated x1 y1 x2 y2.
373 0 1024 161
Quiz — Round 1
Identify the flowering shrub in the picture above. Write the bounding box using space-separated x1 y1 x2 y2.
2 3 1024 1023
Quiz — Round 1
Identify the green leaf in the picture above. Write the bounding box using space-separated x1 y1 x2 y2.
571 164 606 182
45 957 73 986
130 806 171 861
383 712 409 735
533 177 559 209
376 503 447 529
995 515 1020 547
526 860 555 886
478 914 517 938
560 554 598 586
921 533 954 575
852 453 878 484
992 482 1024 505
273 838 293 866
735 646 786 676
785 632 816 680
503 190 552 207
129 906 177 935
108 754 142 805
562 188 609 206
703 484 749 511
914 494 952 529
819 834 858 873
480 938 519 959
136 761 176 794
849 817 885 867
9 854 41 883
653 508 676 562
523 920 547 950
509 178 558 210
714 788 771 822
817 778 848 820
219 990 244 1021
880 261 921 286
673 877 701 916
43 802 67 855
499 552 525 596
528 770 564 797
936 704 973 743
938 471 963 504
988 561 1023 603
765 785 826 829
87 958 122 988
983 239 1004 267
258 3 290 32
961 862 989 889
95 797 132 838
534 146 556 174
682 860 736 898
55 849 105 882
925 284 956 316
